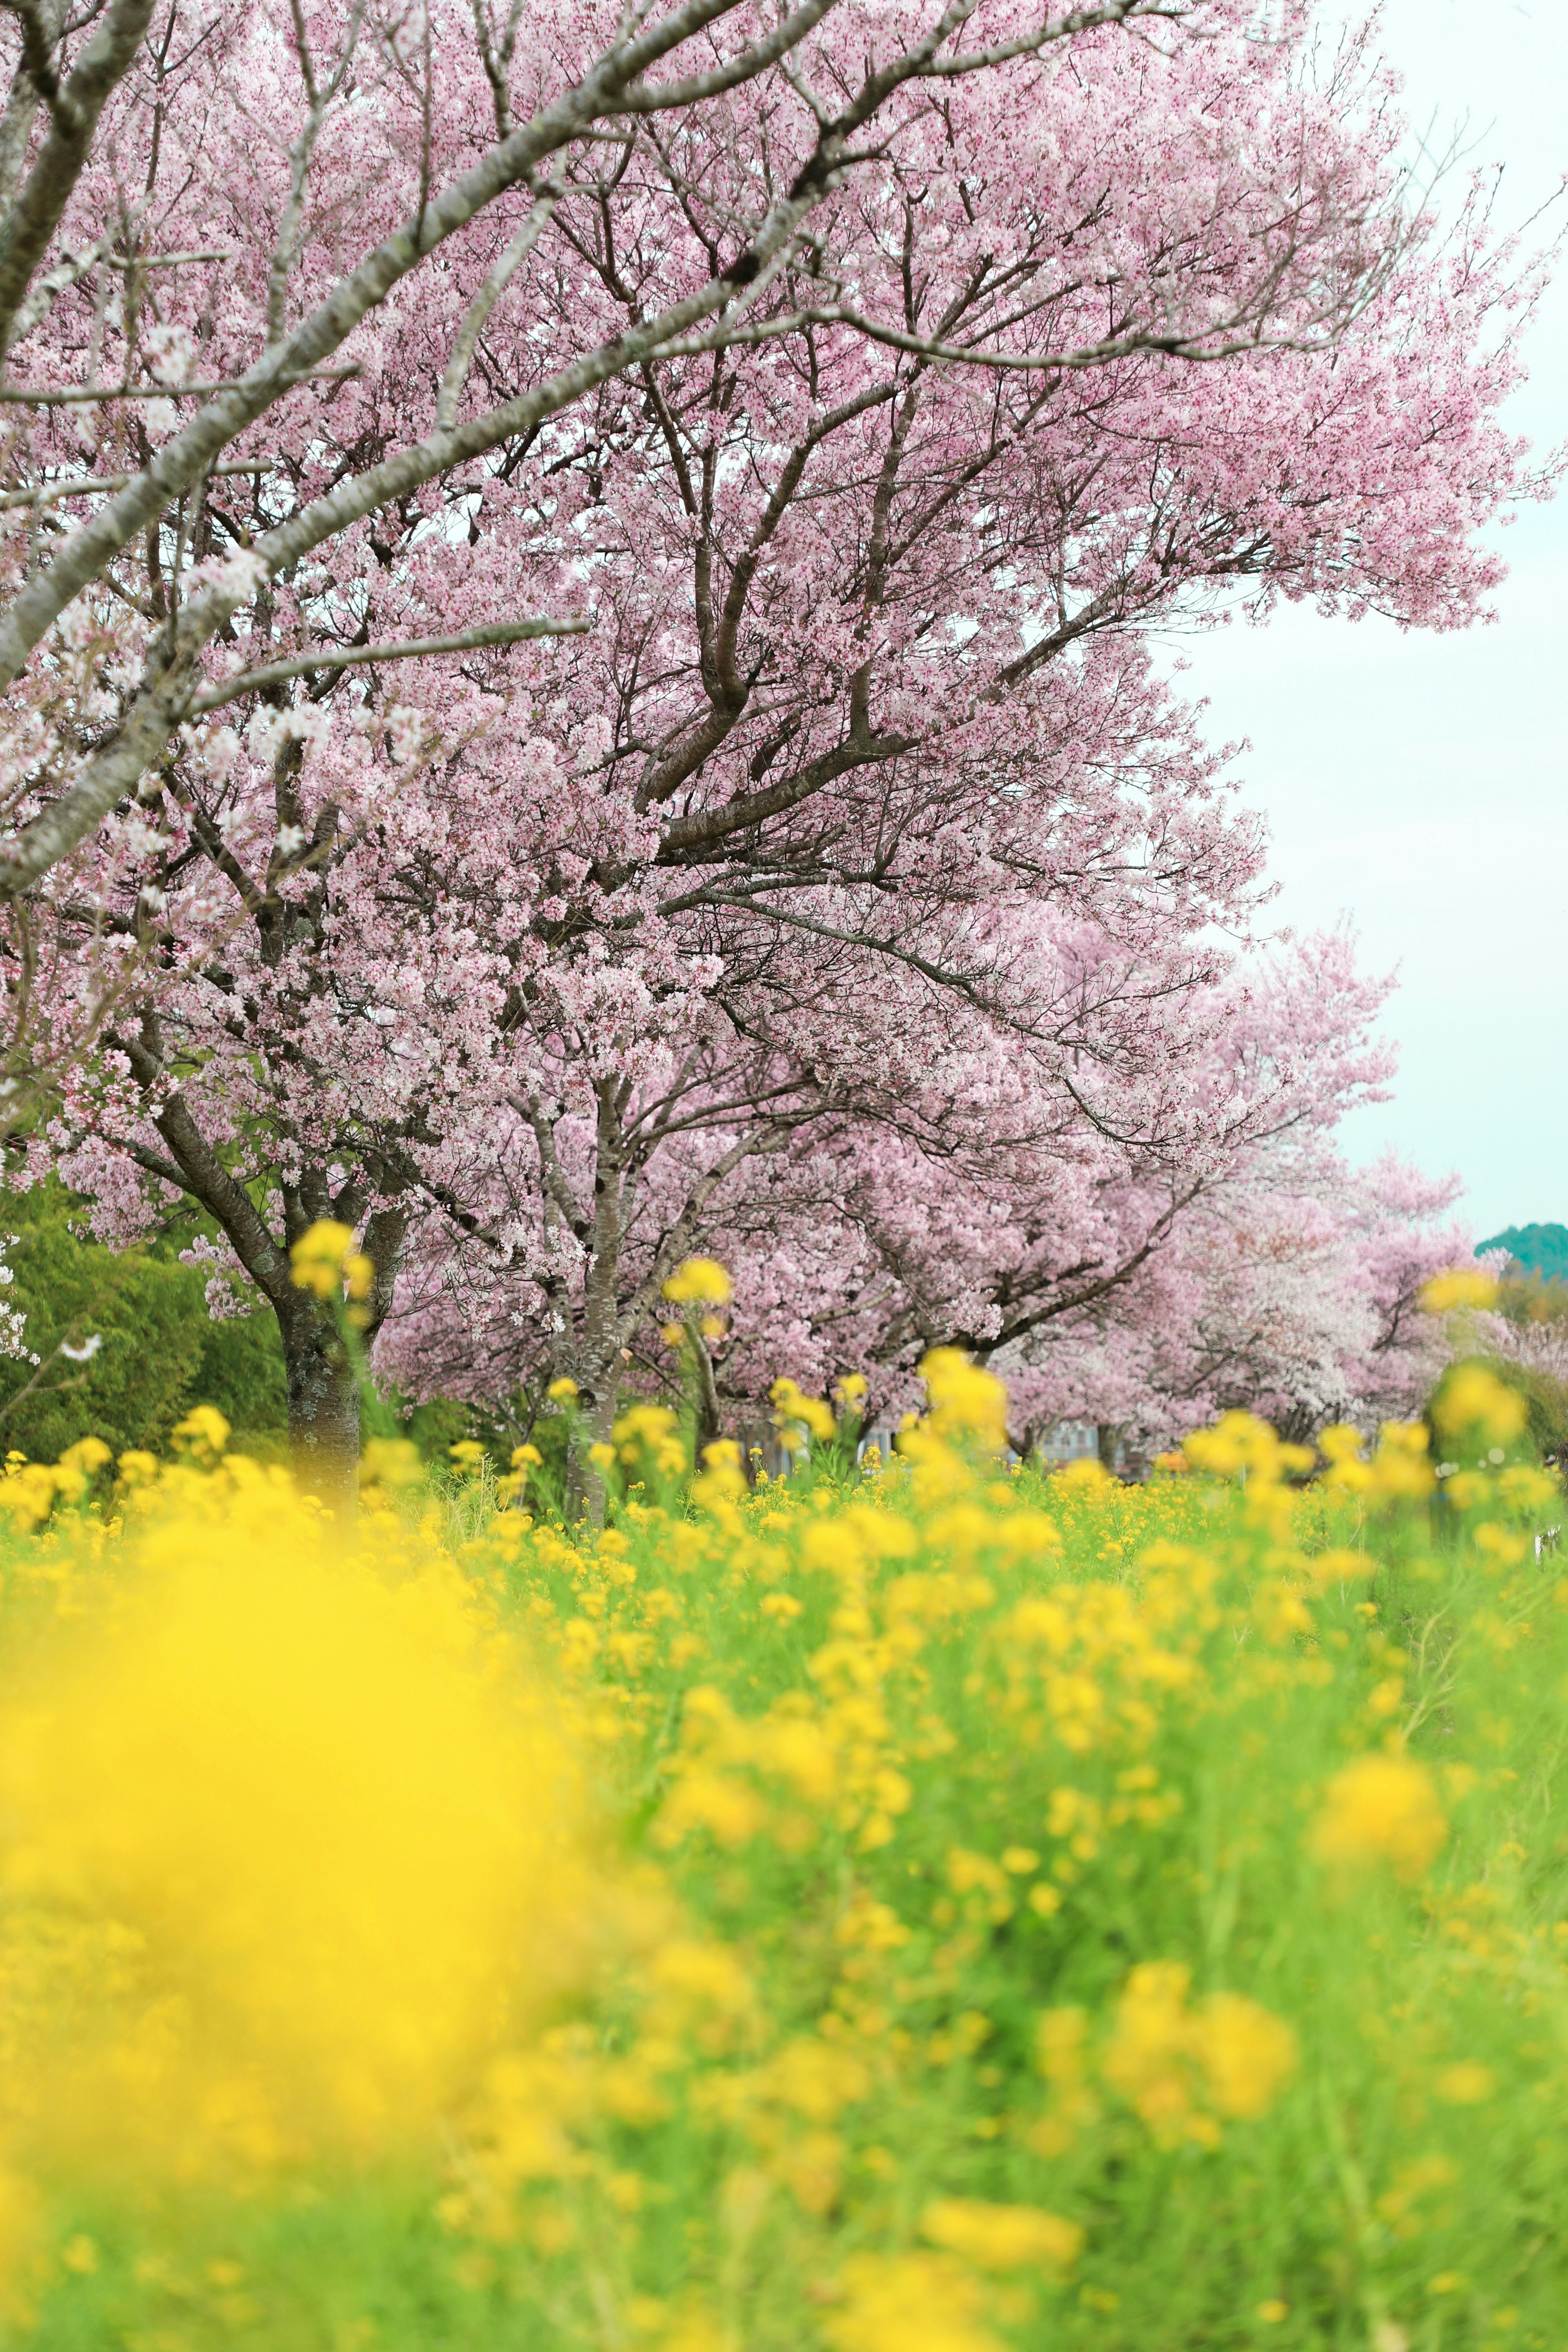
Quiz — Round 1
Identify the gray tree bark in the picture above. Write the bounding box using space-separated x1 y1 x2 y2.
278 1290 360 1517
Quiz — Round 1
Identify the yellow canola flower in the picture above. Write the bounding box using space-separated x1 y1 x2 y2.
1319 1420 1434 1502
1310 1753 1448 1881
919 1349 1009 1450
1197 1993 1300 2121
360 1437 422 1489
1420 1268 1499 1314
343 1251 376 1303
171 1404 230 1457
0 1378 1559 2333
615 1402 688 1476
662 1257 734 1306
288 1218 358 1297
826 2252 1004 2352
0 1497 598 2179
1100 1964 1297 2148
771 1377 836 1444
920 2198 1084 2273
1183 1411 1311 1484
1433 2062 1495 2106
59 1435 111 1478
1432 1364 1527 1450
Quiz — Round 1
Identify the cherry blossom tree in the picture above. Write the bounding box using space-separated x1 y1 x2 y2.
380 927 1468 1457
1002 1147 1476 1456
0 0 1543 1497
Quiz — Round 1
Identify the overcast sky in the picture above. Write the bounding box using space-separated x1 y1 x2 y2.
1165 0 1568 1242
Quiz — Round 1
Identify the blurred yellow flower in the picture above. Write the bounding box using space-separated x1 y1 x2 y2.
343 1250 375 1301
359 1438 421 1490
771 1377 836 1443
662 1258 734 1306
289 1218 357 1297
1196 1992 1298 2120
920 2198 1083 2273
826 2252 1002 2352
172 1404 231 1456
0 1511 595 2179
1432 1364 1526 1450
1311 1753 1447 1880
920 1349 1009 1450
1433 2062 1494 2105
1420 1268 1499 1314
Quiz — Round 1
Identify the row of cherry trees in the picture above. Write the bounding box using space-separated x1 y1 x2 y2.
376 932 1474 1454
0 0 1534 1493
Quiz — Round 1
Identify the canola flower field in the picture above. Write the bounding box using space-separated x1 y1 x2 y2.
0 1348 1563 2352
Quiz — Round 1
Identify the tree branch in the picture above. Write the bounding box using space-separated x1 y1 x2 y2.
0 0 158 361
189 613 591 712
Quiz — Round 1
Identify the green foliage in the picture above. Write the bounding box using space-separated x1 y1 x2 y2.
0 1185 288 1460
1495 1269 1568 1332
1495 1359 1568 1464
1478 1220 1568 1279
1465 1278 1568 1465
0 1188 491 1470
191 1308 292 1455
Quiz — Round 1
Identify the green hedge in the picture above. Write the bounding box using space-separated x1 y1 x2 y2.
0 1185 289 1461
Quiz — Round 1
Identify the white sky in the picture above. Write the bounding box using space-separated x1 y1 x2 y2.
1164 0 1568 1241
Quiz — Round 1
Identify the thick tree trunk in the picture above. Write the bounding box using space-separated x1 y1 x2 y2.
566 1370 617 1528
278 1295 360 1516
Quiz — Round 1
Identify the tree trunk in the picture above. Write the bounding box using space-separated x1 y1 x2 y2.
566 1371 617 1528
279 1294 360 1517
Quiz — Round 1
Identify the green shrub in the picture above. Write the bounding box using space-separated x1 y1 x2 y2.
0 1185 288 1459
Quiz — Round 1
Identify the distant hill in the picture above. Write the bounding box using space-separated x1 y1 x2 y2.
1477 1222 1568 1279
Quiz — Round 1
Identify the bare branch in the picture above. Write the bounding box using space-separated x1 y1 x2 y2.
0 0 68 119
436 180 559 428
920 0 1178 75
0 363 360 401
808 302 1341 372
268 0 366 344
8 218 118 342
615 0 835 111
189 614 592 712
0 458 272 509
